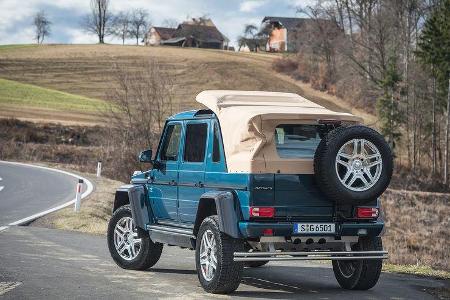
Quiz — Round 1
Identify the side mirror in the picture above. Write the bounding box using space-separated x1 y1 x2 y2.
138 149 153 163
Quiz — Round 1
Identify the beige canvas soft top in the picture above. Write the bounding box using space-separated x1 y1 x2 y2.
196 90 362 174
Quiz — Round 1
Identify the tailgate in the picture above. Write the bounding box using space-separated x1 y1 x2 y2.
250 174 334 221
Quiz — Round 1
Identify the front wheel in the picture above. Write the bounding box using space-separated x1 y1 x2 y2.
107 205 163 270
195 215 244 294
332 236 383 290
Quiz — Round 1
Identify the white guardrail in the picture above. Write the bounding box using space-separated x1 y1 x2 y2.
0 161 94 230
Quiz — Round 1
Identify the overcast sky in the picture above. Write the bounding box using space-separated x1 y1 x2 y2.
0 0 315 46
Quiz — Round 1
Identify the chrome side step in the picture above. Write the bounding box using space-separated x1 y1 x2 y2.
234 250 388 262
146 224 195 249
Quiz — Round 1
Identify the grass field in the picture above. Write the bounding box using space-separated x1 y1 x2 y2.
0 44 372 124
0 77 107 125
0 44 37 51
0 78 106 111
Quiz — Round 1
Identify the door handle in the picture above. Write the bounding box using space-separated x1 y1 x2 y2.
196 181 204 188
170 180 177 186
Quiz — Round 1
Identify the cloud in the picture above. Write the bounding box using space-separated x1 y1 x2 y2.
239 0 267 12
64 28 98 44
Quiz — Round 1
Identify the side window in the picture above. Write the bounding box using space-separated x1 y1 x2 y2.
160 123 182 161
184 123 208 163
212 123 221 162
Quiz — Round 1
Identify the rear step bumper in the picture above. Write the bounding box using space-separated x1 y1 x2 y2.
234 250 388 261
239 221 384 238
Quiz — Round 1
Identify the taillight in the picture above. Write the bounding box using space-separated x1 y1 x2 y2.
250 206 275 218
357 207 379 218
262 229 273 236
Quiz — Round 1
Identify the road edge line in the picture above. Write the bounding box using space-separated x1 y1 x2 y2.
0 161 94 227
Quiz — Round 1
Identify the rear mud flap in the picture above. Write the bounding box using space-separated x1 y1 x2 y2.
128 185 150 229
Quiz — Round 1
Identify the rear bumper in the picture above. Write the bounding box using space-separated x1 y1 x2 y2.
234 250 388 262
239 221 384 238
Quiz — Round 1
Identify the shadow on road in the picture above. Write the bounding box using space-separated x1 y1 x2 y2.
235 265 348 299
146 268 197 275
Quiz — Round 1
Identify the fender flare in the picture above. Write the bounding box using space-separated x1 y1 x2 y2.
194 191 242 239
113 184 152 230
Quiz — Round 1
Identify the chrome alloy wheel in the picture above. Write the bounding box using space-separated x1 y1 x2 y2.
114 216 142 261
199 229 218 281
335 138 383 192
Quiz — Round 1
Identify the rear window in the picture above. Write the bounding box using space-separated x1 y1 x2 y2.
275 124 321 159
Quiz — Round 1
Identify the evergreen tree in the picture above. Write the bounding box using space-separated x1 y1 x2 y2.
376 57 403 151
416 0 450 180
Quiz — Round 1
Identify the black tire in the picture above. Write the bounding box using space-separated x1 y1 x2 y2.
107 205 163 270
244 261 269 268
195 215 244 294
314 125 393 205
332 236 383 290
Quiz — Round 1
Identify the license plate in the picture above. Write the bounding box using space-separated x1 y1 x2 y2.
294 223 335 234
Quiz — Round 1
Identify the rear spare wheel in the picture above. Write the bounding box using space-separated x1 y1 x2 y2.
314 125 393 205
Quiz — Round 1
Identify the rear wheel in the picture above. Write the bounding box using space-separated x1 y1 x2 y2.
107 205 163 270
332 236 383 290
195 215 244 294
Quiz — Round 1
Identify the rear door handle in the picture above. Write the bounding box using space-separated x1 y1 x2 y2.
195 181 204 188
170 180 177 186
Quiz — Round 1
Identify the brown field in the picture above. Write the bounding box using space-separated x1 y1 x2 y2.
0 44 372 125
382 189 450 271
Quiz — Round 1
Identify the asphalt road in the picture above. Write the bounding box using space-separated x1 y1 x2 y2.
0 226 447 299
0 161 87 226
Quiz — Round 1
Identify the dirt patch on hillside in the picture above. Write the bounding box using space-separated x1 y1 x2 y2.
0 105 103 126
0 119 105 174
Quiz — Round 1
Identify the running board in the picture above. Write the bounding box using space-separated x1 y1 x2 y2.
147 224 195 249
234 250 388 262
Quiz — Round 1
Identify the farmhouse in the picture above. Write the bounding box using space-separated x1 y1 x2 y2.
145 27 176 46
262 16 326 52
145 18 229 50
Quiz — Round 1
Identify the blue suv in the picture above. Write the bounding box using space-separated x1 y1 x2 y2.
107 91 393 294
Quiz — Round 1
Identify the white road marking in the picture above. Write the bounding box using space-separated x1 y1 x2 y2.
0 282 22 296
0 186 4 192
0 226 8 232
0 161 94 229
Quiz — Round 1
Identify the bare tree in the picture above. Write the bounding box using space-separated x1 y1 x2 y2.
162 18 179 28
81 0 111 43
129 8 150 45
242 24 263 52
103 59 174 181
33 10 51 44
112 11 130 45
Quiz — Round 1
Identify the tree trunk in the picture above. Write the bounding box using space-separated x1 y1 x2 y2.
390 89 394 149
445 78 450 184
432 74 437 176
412 85 417 173
404 12 411 168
